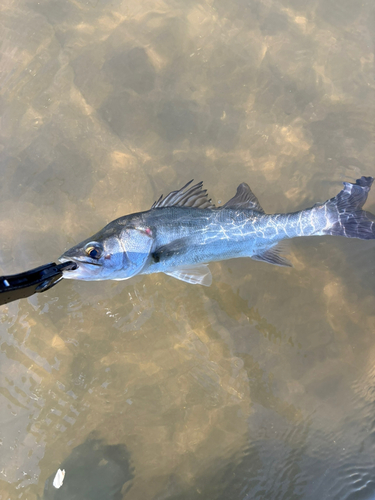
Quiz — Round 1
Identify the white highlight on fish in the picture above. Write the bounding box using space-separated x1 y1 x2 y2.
53 468 65 489
60 177 375 286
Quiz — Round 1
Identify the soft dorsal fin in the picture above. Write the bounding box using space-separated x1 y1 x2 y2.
223 183 265 213
151 180 214 209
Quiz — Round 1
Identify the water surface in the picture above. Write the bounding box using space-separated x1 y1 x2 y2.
1 0 375 498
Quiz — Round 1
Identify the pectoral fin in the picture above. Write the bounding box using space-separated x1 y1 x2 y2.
152 238 190 262
252 245 292 267
164 265 212 286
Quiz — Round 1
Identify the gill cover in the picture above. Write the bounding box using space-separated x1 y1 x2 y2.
117 227 154 280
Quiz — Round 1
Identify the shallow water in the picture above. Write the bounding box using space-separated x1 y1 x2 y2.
1 0 375 498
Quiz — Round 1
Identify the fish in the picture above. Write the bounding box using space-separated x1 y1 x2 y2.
59 177 375 286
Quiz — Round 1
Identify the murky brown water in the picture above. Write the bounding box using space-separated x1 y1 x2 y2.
1 0 375 498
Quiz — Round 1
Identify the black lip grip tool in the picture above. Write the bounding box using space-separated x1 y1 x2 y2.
0 261 77 306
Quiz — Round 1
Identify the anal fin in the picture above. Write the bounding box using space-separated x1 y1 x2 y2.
164 265 212 286
252 245 292 267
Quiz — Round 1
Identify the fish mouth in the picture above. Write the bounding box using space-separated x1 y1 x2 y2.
58 261 78 272
58 256 104 280
59 256 101 267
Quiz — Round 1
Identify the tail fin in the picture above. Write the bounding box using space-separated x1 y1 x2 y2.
323 176 375 240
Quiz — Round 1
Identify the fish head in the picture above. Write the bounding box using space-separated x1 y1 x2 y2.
59 232 125 281
59 222 154 281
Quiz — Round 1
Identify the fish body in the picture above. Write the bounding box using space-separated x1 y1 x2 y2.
60 177 375 286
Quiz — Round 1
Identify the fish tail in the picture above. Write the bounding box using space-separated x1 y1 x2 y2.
322 176 375 240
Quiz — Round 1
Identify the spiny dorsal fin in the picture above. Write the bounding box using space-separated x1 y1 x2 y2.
151 180 214 209
223 183 265 213
252 244 291 267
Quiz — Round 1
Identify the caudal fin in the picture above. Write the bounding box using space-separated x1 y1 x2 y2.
323 176 375 240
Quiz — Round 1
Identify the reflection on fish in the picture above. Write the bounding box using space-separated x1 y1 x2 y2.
60 177 375 286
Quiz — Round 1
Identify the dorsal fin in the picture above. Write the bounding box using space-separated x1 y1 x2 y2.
223 183 265 213
151 180 214 209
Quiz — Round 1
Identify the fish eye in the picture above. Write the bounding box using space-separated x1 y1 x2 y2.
84 243 103 259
